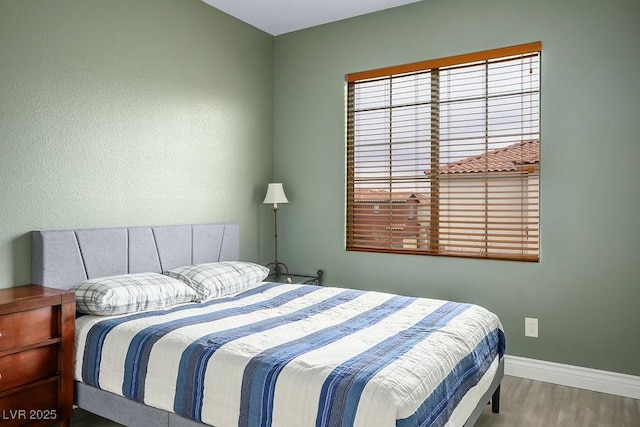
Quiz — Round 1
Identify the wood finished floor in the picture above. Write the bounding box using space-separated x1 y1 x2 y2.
68 375 640 426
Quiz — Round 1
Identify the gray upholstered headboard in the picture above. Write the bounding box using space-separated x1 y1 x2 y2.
32 223 239 289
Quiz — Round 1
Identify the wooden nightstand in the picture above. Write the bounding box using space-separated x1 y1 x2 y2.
0 285 75 427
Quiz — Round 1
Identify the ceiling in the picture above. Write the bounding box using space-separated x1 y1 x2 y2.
201 0 421 36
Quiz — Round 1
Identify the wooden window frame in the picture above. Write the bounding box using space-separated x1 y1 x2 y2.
346 42 541 262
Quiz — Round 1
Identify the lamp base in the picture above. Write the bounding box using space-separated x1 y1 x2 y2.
265 260 289 279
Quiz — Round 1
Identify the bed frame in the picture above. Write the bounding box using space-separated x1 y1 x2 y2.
31 222 502 427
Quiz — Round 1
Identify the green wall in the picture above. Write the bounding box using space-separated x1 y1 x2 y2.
273 0 640 376
0 0 274 287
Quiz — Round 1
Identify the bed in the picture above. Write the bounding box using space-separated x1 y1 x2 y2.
31 222 504 427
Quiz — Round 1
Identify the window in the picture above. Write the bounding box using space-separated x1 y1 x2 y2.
346 42 540 261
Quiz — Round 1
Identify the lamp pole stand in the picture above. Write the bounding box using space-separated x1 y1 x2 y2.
265 206 289 278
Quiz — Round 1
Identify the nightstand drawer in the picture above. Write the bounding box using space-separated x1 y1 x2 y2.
0 379 59 427
0 307 56 352
0 345 58 391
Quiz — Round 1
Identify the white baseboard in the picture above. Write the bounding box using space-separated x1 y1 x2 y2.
504 355 640 400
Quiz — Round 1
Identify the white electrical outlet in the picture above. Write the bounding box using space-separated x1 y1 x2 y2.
525 317 538 338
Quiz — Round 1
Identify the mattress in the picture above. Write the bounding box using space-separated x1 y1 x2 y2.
75 282 505 427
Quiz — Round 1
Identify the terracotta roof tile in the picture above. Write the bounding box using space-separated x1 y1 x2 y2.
354 189 429 203
438 139 539 174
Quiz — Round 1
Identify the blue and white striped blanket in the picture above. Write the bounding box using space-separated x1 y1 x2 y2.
75 283 505 427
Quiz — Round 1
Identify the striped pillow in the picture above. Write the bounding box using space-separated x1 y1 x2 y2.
71 272 198 315
165 261 269 302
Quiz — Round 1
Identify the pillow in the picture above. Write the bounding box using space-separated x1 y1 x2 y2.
165 261 269 301
70 272 198 316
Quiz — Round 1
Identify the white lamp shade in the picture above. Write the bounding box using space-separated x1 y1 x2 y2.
263 183 289 208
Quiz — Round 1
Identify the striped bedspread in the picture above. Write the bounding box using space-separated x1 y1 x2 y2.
75 283 505 427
